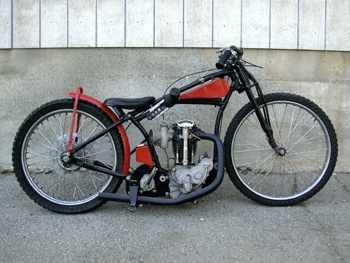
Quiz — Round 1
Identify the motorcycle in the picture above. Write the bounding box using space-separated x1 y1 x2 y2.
12 46 338 213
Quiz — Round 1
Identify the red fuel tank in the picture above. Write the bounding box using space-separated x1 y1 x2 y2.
180 78 230 100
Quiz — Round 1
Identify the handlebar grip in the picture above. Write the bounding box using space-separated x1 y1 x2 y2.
216 50 232 69
163 88 180 107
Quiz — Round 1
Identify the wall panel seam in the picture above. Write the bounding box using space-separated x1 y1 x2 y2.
124 0 127 47
67 0 70 47
95 0 98 47
297 0 300 49
39 0 42 48
211 0 214 48
11 0 13 48
324 0 327 50
240 0 243 47
183 0 185 47
153 0 155 47
268 0 271 49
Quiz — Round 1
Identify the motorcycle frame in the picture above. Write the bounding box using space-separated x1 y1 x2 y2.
67 62 269 180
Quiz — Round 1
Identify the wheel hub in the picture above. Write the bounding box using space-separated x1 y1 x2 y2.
278 147 287 156
58 143 85 171
273 146 287 156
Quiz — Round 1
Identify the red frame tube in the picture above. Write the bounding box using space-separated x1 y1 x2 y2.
68 88 131 175
67 87 83 154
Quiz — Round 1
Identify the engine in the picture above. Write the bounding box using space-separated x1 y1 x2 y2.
168 156 214 198
150 120 214 199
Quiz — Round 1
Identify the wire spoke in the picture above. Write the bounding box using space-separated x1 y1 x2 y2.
19 105 119 208
230 96 332 202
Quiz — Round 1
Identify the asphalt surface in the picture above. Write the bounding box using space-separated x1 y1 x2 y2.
1 172 349 263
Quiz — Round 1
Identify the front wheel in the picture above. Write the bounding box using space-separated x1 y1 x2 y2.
12 99 124 213
224 93 337 206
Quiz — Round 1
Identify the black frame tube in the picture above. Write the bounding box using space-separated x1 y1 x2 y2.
68 62 272 185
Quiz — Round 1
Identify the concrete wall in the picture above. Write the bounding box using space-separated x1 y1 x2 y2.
0 48 349 172
1 0 349 50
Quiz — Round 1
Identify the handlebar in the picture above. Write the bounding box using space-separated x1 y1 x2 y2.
215 45 244 69
215 50 231 69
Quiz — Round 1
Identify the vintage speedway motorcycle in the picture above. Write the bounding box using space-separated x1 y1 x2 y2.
12 46 338 213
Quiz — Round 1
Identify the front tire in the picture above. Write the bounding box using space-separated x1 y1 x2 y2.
12 99 124 213
224 93 337 206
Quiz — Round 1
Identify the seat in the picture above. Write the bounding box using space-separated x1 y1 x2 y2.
104 96 155 110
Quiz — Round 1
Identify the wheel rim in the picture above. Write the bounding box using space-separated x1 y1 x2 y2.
231 100 332 201
21 109 118 206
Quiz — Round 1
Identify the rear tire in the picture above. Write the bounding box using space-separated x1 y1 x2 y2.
224 93 337 206
12 99 124 213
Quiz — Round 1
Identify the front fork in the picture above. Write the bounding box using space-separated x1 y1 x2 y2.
245 88 285 156
236 64 285 156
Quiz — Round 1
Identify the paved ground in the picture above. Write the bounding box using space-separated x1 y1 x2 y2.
1 172 349 263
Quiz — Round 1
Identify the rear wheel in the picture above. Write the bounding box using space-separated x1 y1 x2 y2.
12 99 124 213
224 93 337 206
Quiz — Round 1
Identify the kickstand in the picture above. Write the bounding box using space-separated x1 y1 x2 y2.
128 177 139 212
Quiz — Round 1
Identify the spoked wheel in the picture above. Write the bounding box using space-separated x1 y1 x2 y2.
224 93 337 206
12 99 124 213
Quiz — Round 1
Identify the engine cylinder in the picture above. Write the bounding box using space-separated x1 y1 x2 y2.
172 126 198 165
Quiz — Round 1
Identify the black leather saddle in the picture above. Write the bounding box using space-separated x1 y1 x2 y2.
104 96 155 110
